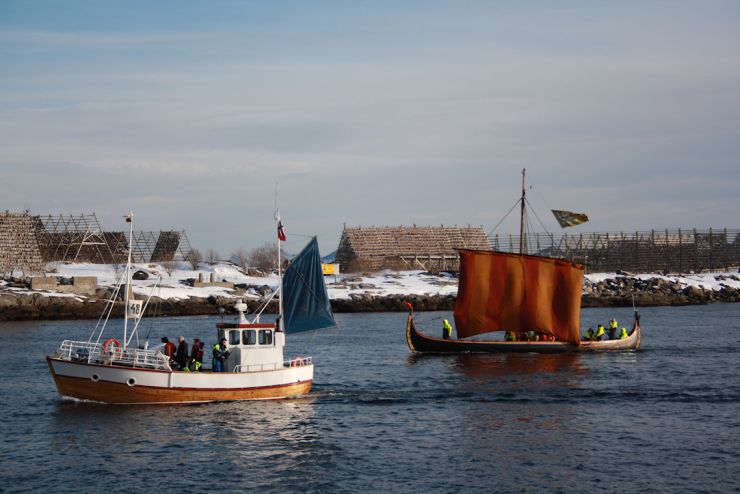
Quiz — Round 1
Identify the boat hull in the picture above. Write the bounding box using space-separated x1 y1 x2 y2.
406 314 641 354
579 317 641 351
406 316 578 354
47 357 313 404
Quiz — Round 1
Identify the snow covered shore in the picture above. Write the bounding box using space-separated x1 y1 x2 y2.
0 261 738 321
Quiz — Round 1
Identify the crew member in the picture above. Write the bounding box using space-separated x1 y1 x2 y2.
618 327 628 339
212 338 230 372
190 338 204 371
442 319 453 340
583 327 594 341
609 318 619 340
161 337 176 363
505 331 516 341
174 336 189 371
595 324 605 341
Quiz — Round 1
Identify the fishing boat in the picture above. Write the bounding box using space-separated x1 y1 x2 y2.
406 170 641 354
47 212 336 404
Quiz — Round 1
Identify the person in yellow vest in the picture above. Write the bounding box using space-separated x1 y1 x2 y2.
442 319 453 340
618 327 628 339
583 327 594 341
505 331 516 341
595 324 605 341
609 318 618 340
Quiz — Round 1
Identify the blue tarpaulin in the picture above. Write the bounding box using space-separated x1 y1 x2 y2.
282 237 337 333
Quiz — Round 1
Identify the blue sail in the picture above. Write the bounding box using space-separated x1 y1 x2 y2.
282 237 337 333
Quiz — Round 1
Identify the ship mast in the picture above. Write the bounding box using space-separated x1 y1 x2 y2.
519 168 527 255
123 212 133 349
277 228 283 331
274 184 284 332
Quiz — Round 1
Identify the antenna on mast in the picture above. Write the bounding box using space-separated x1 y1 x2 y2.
519 169 527 255
273 182 280 222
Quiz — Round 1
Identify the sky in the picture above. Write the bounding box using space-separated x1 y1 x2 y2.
1 0 739 256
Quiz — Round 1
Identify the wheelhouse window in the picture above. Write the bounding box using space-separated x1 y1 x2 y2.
229 330 240 346
259 330 273 345
242 329 256 345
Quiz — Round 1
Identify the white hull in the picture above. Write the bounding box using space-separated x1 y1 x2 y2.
47 357 313 404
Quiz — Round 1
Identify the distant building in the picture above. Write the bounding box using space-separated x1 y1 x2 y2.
335 225 491 272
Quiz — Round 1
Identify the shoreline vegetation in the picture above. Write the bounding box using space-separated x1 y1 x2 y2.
1 273 738 321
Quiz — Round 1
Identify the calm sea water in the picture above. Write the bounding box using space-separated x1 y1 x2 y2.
0 304 739 493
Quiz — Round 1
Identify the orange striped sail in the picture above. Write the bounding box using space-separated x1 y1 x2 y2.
453 250 584 344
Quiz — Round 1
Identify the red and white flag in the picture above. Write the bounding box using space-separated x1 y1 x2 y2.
277 220 286 242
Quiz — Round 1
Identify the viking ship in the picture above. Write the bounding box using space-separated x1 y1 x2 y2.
406 170 641 354
47 212 336 404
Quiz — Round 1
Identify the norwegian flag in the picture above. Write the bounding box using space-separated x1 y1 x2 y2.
277 220 286 242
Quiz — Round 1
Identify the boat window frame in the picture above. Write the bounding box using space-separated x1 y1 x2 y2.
259 329 273 346
242 329 256 346
229 330 240 346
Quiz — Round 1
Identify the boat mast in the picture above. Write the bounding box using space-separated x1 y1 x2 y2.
274 184 284 332
519 168 526 255
277 228 283 331
123 212 133 349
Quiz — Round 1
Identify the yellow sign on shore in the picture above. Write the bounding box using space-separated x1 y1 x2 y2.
322 263 336 275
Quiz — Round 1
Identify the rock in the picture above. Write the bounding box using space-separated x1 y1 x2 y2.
258 285 272 296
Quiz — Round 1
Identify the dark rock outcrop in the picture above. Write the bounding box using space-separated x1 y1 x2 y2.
0 273 738 321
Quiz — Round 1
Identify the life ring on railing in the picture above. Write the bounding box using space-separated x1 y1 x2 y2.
102 338 122 355
291 357 304 367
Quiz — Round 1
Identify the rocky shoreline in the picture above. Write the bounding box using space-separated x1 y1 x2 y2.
1 274 738 321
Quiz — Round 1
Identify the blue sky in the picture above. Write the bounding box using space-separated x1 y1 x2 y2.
2 1 739 256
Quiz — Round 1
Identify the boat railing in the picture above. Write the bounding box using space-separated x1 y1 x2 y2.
55 340 171 371
233 362 281 373
284 356 312 368
56 340 101 361
230 356 312 373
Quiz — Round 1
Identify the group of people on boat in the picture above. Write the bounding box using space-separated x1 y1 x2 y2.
504 331 557 342
161 336 220 371
582 318 628 341
441 319 558 342
440 317 628 343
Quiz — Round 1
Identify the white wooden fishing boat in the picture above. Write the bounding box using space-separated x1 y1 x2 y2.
47 212 335 404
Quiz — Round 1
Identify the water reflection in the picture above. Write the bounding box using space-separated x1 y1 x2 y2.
47 397 328 491
451 353 585 377
408 352 587 382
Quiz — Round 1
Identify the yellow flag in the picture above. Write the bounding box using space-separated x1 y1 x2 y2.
552 210 589 228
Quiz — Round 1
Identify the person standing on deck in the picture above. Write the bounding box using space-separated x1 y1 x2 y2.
212 338 230 372
190 338 204 371
161 337 176 364
609 318 618 340
442 319 453 340
175 336 189 370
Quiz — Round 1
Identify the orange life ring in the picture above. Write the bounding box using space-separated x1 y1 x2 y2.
102 338 122 354
291 357 304 367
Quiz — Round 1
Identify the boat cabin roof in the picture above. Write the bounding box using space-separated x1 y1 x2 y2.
216 322 275 329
